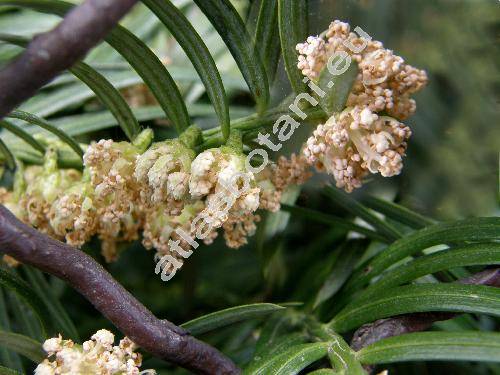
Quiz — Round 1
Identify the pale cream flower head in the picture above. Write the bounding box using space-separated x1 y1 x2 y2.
35 329 155 375
135 141 194 203
135 126 200 204
298 20 427 191
296 19 427 120
48 170 97 247
20 148 81 236
189 131 256 200
304 107 411 192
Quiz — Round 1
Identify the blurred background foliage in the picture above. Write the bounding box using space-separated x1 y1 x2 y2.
0 0 498 374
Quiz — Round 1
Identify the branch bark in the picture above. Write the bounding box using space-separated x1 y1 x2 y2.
0 205 240 374
351 268 500 370
0 0 138 119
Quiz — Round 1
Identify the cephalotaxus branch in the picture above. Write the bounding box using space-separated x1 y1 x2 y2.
351 268 500 354
0 205 240 374
0 0 138 119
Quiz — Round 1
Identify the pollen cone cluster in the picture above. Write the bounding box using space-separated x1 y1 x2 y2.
35 329 154 375
0 19 428 270
0 128 305 267
298 20 428 191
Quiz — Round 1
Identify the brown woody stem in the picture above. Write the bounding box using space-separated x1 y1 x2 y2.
350 268 500 372
0 205 240 374
0 0 138 119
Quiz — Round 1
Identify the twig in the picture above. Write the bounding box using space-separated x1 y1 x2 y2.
350 268 500 371
0 205 240 374
0 0 138 119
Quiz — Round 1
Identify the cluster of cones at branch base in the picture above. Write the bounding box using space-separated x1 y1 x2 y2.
0 129 310 267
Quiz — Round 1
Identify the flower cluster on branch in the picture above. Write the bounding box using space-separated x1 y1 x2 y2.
0 128 307 266
298 20 428 191
35 329 154 375
0 19 427 272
